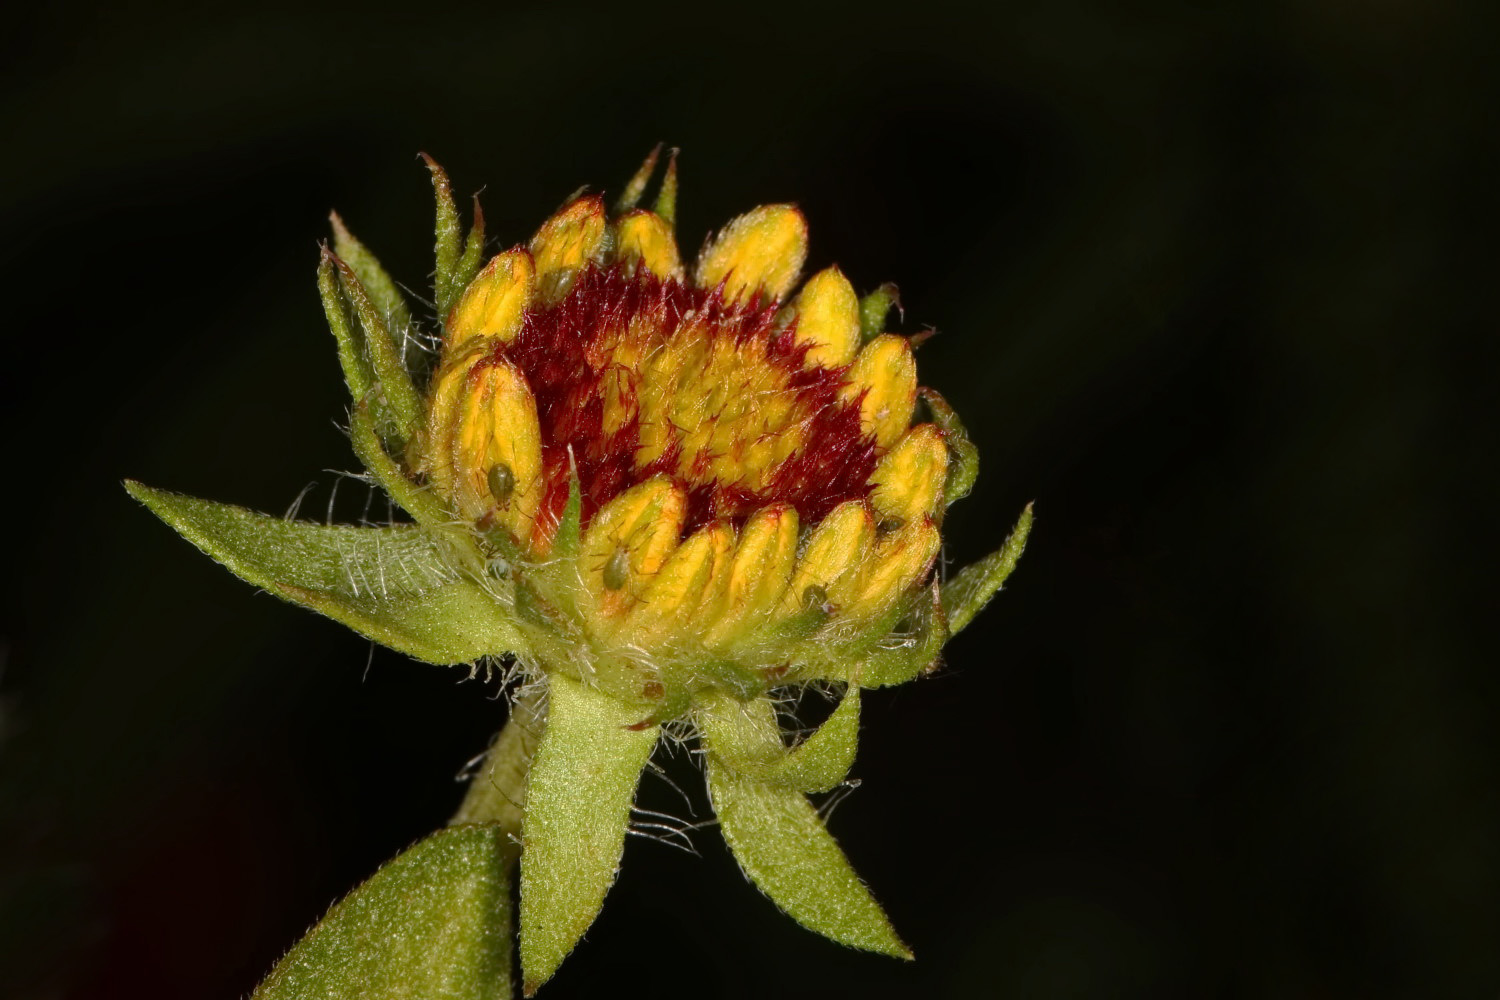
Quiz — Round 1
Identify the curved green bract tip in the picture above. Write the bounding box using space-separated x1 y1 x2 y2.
942 502 1034 636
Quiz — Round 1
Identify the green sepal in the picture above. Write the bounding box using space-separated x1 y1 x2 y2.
520 674 660 995
349 398 449 528
125 482 526 665
858 282 900 343
706 751 910 959
919 388 979 507
332 254 423 439
942 502 1033 636
698 688 860 794
252 824 514 1000
858 582 948 687
329 211 413 338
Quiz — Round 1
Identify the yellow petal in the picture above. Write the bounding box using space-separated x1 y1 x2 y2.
444 249 534 357
790 266 860 368
623 520 734 639
842 334 917 451
580 477 686 615
782 500 876 616
869 423 948 525
449 358 544 536
847 518 940 620
706 503 798 642
694 204 808 305
422 342 486 505
530 195 607 301
614 209 683 280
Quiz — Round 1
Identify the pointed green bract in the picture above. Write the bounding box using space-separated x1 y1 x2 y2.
333 256 424 439
652 149 678 226
455 194 487 301
859 583 948 688
706 755 910 959
550 465 583 561
125 482 526 664
252 824 514 1000
426 154 467 315
615 144 661 213
942 503 1034 636
329 211 413 337
319 248 376 406
520 674 659 995
858 282 900 343
920 388 979 507
698 688 860 795
349 399 449 527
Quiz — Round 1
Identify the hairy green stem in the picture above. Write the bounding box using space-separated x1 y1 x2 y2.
452 683 547 831
446 683 547 1000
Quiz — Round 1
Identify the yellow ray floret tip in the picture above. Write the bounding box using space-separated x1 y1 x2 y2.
708 503 799 641
791 266 861 369
445 249 535 355
581 478 687 613
783 500 876 615
849 518 940 620
869 424 948 524
843 334 918 451
450 358 543 529
625 520 734 639
614 210 683 280
695 204 808 305
530 195 608 299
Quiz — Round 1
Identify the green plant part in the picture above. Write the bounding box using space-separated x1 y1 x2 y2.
129 149 1031 998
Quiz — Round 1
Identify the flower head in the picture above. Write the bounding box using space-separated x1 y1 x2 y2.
128 148 1030 995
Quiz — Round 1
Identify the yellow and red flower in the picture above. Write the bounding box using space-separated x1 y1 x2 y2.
128 148 1031 997
414 154 958 717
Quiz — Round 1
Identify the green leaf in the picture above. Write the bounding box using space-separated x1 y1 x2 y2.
697 689 859 794
252 824 514 1000
333 255 424 438
126 482 525 664
942 502 1033 636
919 388 979 508
706 753 910 959
329 210 413 337
520 673 659 995
858 282 900 343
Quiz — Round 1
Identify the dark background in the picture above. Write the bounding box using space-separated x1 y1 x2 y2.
2 1 1495 997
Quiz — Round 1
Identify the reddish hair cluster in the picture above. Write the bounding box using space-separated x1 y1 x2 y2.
492 263 877 536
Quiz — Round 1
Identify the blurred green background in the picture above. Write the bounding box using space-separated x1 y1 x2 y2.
2 0 1495 997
